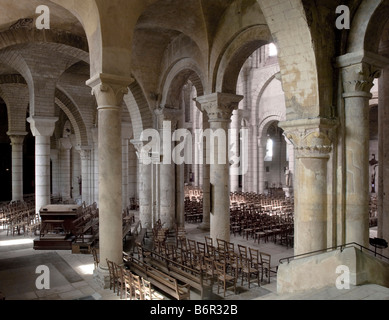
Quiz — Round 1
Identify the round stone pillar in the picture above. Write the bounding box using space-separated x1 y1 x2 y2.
155 108 178 230
50 149 60 197
258 141 266 194
87 74 133 288
8 133 27 202
131 140 153 230
378 64 389 256
197 109 210 231
340 60 382 247
59 137 72 201
79 147 92 206
122 123 132 211
280 118 336 255
197 93 243 243
27 116 58 214
91 127 99 206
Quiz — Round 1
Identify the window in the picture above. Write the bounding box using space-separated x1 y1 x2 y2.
264 138 273 161
269 43 278 57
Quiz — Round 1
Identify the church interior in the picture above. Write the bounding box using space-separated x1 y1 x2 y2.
0 0 389 301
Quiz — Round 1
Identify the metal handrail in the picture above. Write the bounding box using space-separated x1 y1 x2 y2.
279 242 389 264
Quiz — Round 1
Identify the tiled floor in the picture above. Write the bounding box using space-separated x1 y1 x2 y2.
0 220 388 301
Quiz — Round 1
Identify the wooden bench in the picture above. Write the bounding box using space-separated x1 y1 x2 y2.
125 255 190 300
71 214 99 254
147 249 212 299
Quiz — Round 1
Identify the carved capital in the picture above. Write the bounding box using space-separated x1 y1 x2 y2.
78 147 92 161
60 137 73 151
86 73 134 107
279 118 338 159
196 93 243 122
154 106 179 130
336 51 389 96
27 116 58 137
341 62 380 96
7 132 27 146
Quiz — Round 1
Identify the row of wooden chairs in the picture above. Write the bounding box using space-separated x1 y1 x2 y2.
106 258 159 300
150 235 276 296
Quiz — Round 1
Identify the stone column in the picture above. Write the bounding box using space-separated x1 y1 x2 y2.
128 143 138 199
258 140 266 194
70 135 81 202
378 65 389 256
59 137 72 201
280 118 336 255
87 74 133 288
132 139 153 229
230 110 240 192
196 108 210 231
155 108 178 230
50 149 60 197
196 93 243 243
252 125 259 193
91 127 99 206
79 147 92 206
338 54 385 247
122 123 132 210
7 132 27 202
27 116 58 214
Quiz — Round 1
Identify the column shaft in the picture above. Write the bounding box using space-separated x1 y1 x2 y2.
98 106 123 268
344 93 370 246
35 136 51 213
9 135 26 202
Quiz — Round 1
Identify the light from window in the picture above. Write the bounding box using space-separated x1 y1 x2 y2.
265 138 273 161
269 43 278 57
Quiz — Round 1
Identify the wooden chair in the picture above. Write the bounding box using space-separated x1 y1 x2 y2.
214 261 237 298
238 244 248 260
91 247 99 270
249 247 261 271
205 236 213 247
132 273 145 300
116 265 131 299
137 242 151 262
106 259 117 293
142 278 157 301
203 256 216 284
187 239 197 255
254 226 267 244
260 252 277 283
197 241 206 257
240 257 260 288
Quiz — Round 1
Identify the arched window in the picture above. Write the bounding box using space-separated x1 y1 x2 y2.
264 137 273 161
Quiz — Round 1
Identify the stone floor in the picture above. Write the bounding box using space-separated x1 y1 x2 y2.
0 220 388 301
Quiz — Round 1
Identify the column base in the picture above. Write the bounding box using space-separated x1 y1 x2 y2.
93 266 111 289
283 187 294 198
197 221 210 231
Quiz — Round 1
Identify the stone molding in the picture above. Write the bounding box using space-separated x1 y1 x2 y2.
196 93 243 122
279 118 338 159
86 73 134 108
59 137 73 150
27 116 58 137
